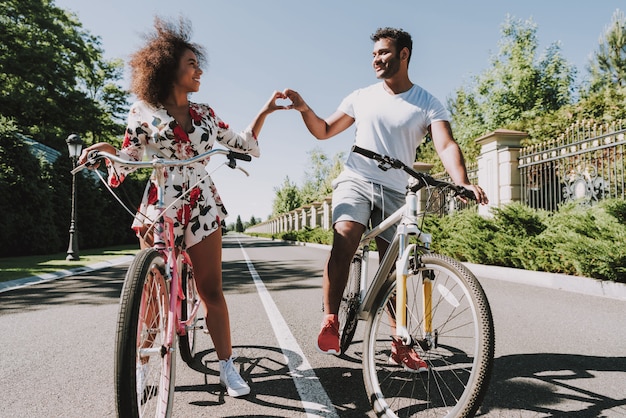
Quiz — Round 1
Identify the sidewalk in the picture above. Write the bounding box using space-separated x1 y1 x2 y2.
2 242 626 302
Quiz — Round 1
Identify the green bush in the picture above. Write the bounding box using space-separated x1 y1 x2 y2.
430 200 626 283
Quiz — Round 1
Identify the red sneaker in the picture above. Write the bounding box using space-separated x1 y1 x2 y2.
316 314 340 354
389 336 428 373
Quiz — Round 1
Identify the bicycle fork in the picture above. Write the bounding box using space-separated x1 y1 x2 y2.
395 227 437 351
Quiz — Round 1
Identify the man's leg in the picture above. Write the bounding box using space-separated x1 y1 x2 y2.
317 220 365 354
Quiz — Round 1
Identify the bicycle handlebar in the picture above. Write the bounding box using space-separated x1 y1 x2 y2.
71 148 251 175
351 145 476 201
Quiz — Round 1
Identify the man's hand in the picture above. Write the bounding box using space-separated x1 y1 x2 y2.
282 88 309 112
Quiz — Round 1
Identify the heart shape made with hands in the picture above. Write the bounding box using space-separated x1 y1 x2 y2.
275 97 293 107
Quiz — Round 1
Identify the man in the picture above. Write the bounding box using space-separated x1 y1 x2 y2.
284 27 488 371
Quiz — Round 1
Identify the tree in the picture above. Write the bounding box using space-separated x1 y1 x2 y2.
0 117 60 256
0 0 128 149
570 9 626 125
300 147 344 204
235 215 244 232
272 176 302 216
443 15 575 157
588 9 626 92
0 0 142 256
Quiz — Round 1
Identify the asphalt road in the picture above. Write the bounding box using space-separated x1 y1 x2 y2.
1 234 625 417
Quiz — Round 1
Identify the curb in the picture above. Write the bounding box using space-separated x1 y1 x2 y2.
464 262 626 302
0 255 135 294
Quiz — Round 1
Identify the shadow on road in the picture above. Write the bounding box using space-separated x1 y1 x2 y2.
480 353 626 416
0 266 126 314
178 344 372 417
0 242 322 314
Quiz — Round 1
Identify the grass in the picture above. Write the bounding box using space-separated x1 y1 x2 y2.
0 244 140 283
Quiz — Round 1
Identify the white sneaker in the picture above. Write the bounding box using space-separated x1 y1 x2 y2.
136 362 150 394
219 356 250 397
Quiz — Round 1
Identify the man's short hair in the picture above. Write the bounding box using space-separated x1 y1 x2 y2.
371 27 412 64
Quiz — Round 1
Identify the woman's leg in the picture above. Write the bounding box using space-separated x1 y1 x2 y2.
187 228 232 360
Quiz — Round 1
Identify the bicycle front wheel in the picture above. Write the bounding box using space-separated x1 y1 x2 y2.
339 255 362 354
362 253 494 417
179 255 199 365
115 248 176 418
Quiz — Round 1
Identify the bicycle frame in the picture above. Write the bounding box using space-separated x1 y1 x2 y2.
75 148 249 355
150 163 200 347
356 181 433 344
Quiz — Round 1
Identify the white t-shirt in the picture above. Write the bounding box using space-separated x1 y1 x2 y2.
337 82 449 192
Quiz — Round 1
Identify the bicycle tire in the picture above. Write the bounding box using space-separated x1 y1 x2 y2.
362 252 494 417
339 255 362 354
115 248 176 418
179 256 199 365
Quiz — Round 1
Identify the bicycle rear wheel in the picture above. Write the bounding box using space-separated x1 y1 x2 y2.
115 248 176 418
362 253 494 417
339 255 362 354
178 255 199 365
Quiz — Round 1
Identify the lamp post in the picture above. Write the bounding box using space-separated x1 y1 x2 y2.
66 134 83 261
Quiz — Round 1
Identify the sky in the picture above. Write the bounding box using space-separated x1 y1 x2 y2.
54 0 624 223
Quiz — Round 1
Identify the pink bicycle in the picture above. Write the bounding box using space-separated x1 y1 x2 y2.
73 148 250 417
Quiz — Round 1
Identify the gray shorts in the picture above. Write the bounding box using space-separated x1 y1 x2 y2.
331 177 405 243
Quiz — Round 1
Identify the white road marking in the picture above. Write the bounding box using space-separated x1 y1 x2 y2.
237 240 339 418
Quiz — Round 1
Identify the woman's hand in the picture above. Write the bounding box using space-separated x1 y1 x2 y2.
78 142 117 169
262 90 290 114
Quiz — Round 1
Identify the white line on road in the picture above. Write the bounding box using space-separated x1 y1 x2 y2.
237 239 339 418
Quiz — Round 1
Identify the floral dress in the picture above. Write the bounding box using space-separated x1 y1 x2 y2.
106 100 260 249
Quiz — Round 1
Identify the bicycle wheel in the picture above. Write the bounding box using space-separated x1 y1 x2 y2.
115 248 176 418
178 255 199 365
362 253 494 417
339 254 362 354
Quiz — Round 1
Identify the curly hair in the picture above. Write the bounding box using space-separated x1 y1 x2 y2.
371 27 413 65
129 16 206 106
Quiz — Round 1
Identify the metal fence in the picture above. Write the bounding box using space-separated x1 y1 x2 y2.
431 161 479 214
519 120 625 211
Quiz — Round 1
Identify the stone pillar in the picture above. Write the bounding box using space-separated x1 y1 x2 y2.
322 196 333 230
310 204 318 228
301 205 310 228
412 162 435 213
293 210 300 231
475 129 527 216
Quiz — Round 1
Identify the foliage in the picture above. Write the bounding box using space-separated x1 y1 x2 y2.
0 0 128 149
272 176 302 216
448 15 575 147
428 200 626 283
235 215 244 232
588 9 626 91
0 117 144 256
0 0 143 256
272 148 344 216
300 147 344 205
0 118 61 255
250 227 334 246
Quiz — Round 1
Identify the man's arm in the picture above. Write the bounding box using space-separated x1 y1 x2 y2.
284 88 354 140
429 120 488 204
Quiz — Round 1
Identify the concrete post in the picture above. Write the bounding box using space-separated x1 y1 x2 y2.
475 129 527 216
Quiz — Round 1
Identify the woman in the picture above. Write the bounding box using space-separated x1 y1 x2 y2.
79 17 286 397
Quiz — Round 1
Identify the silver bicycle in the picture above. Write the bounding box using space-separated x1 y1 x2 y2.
338 145 494 417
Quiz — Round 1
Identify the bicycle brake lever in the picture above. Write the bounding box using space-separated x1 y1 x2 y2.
236 166 249 177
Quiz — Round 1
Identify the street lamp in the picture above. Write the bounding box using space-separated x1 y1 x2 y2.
66 133 83 261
